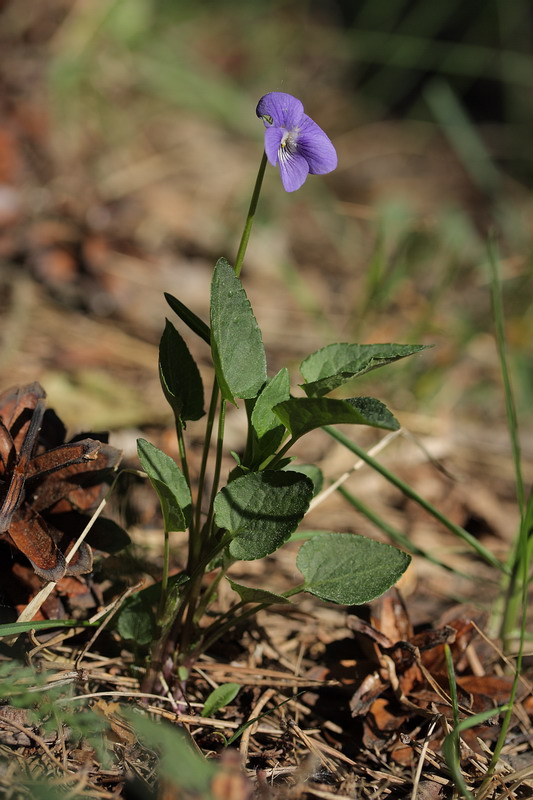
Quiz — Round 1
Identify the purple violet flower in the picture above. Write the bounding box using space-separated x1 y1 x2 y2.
256 92 337 192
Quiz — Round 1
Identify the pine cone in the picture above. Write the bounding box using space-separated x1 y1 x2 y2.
0 382 122 583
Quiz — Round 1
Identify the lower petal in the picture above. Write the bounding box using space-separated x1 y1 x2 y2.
278 149 309 192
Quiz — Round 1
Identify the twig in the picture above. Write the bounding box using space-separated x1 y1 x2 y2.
307 429 402 513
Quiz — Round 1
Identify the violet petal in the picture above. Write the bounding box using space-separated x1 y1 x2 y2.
297 114 337 175
278 149 309 192
256 92 304 130
264 126 283 166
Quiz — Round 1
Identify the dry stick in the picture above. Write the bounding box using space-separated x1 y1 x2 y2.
307 429 402 513
0 716 71 774
239 687 277 762
411 718 438 800
74 581 143 669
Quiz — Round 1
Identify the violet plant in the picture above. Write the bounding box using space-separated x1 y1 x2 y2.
117 93 426 688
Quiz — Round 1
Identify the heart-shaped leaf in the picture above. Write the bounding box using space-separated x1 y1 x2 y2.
274 396 399 441
210 258 267 403
159 320 205 423
214 470 313 560
297 532 411 605
300 343 429 397
137 439 192 531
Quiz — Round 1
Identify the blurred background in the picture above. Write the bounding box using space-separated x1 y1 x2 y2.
0 0 532 511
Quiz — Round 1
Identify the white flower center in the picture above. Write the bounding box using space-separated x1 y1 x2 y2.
280 128 299 151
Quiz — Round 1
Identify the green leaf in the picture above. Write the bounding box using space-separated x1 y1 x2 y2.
214 470 313 560
251 369 290 437
116 572 189 645
201 683 241 717
300 343 430 397
248 368 290 465
159 319 205 422
124 710 217 793
116 592 155 645
227 579 290 605
0 619 98 638
296 532 411 605
137 439 192 531
164 292 211 344
274 397 399 441
283 464 323 497
210 258 267 403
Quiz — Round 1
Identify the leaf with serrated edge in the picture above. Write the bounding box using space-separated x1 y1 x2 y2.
300 343 430 397
214 470 313 560
274 396 399 441
297 532 411 605
210 258 267 403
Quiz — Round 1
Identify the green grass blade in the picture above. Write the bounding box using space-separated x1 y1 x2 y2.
487 240 525 516
443 706 505 800
324 426 506 573
0 619 99 638
337 485 496 584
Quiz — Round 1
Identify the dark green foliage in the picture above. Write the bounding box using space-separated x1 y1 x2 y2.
297 532 411 604
159 319 205 423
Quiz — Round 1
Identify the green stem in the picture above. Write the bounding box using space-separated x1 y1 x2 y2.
324 426 507 573
204 399 227 540
191 382 219 567
265 436 295 470
190 582 306 661
234 151 268 278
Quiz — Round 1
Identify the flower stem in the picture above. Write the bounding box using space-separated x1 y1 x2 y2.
234 151 268 278
190 382 219 569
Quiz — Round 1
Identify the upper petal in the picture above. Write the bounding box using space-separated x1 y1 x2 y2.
296 114 337 175
278 149 309 192
256 92 304 130
264 126 283 166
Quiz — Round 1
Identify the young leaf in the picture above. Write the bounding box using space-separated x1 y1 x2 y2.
137 439 192 531
300 343 430 397
274 396 399 441
227 578 290 605
296 532 411 605
248 368 290 465
201 683 241 717
214 470 313 560
164 292 211 344
159 319 205 422
210 258 267 403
